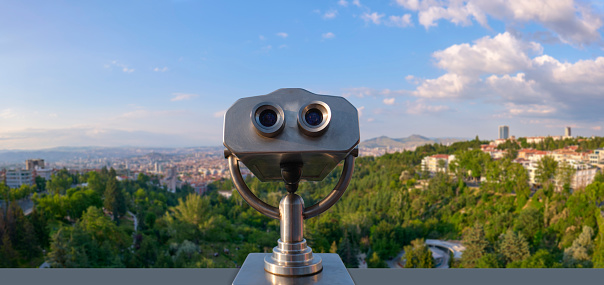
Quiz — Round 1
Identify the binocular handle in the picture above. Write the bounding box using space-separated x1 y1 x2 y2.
303 155 354 219
228 155 280 219
227 154 355 220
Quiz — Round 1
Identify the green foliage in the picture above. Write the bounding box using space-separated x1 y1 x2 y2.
403 238 434 268
367 252 388 268
498 229 530 266
461 224 489 268
563 226 594 268
475 253 501 268
46 169 73 195
535 156 558 188
104 171 127 225
47 206 129 267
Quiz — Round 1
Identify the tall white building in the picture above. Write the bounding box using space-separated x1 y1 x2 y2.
5 169 33 189
565 127 572 137
499 125 509 140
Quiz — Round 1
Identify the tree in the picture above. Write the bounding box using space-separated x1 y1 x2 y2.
563 226 594 268
514 208 542 245
47 206 129 268
555 160 576 192
47 169 73 195
34 176 46 192
337 231 359 268
329 241 338 253
104 174 126 225
535 156 558 188
403 238 434 268
521 249 557 268
461 224 489 268
367 252 388 268
475 253 500 268
498 229 530 266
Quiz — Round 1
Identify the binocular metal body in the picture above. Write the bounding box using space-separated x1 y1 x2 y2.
225 88 359 284
223 88 359 181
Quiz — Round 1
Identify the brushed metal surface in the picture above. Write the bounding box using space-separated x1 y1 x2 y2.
223 88 359 181
233 253 355 285
280 194 304 243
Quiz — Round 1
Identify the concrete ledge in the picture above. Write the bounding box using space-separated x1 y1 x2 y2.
1 268 603 285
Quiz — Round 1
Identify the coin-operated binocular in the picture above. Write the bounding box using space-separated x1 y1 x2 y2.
224 88 359 284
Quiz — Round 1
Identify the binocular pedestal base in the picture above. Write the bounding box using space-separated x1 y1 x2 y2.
264 239 322 276
233 253 355 285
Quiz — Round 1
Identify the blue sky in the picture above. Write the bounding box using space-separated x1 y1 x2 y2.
1 0 603 149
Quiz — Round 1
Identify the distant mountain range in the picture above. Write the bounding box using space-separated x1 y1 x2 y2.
360 135 467 149
0 146 223 166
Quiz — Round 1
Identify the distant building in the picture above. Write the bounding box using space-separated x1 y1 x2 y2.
26 159 45 171
565 127 572 137
499 125 509 140
218 190 233 199
421 154 455 175
589 148 604 165
5 169 33 189
33 168 53 181
162 166 178 193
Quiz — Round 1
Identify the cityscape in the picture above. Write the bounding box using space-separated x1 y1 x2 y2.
2 124 604 269
2 1 604 282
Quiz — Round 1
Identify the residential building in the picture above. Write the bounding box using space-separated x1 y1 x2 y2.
565 127 572 137
499 125 509 140
26 159 45 171
5 169 33 188
421 154 455 175
589 148 604 165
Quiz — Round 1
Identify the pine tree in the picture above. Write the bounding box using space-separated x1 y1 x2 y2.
104 173 126 225
498 229 530 266
461 223 489 268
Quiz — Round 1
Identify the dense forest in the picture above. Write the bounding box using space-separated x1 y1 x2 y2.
1 137 604 268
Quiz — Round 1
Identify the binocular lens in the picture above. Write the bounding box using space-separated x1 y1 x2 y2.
259 109 278 127
305 109 323 126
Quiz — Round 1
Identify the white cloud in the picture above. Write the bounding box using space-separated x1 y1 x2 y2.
153 67 168 72
383 98 396 105
386 14 413 27
357 106 365 118
116 109 184 120
0 109 16 119
259 35 266 40
338 0 349 7
170 93 199 101
105 60 135 73
361 12 384 24
505 103 556 116
322 32 336 39
414 73 472 99
276 32 288 38
324 10 338 19
433 32 541 76
395 0 602 45
407 31 604 122
213 110 227 118
406 101 451 114
352 0 361 7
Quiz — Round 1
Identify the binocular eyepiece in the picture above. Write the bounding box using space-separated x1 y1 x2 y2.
252 100 332 138
223 88 359 182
